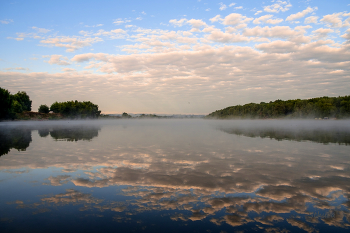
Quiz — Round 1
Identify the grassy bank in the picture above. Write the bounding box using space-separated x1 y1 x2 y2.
15 111 64 120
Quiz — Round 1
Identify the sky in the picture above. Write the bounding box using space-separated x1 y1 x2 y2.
0 0 349 114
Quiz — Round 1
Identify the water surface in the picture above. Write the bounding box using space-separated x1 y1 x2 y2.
1 119 350 232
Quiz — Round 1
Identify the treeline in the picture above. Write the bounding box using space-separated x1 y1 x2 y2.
49 101 101 118
1 87 101 120
207 96 350 119
0 87 32 119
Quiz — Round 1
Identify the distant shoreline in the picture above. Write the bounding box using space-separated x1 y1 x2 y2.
206 95 350 119
0 111 206 121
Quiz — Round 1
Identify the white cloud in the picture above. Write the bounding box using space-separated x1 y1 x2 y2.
62 68 76 72
210 15 223 23
32 26 51 33
136 17 143 20
286 7 317 21
266 18 284 24
3 39 349 114
71 53 97 63
205 8 211 11
264 0 292 13
40 36 103 52
2 5 350 114
229 3 236 7
4 67 29 71
235 6 243 10
312 28 334 39
85 24 104 28
206 29 249 43
253 15 283 25
141 11 146 15
255 40 297 53
222 13 253 26
7 37 24 41
219 2 227 11
304 16 318 24
46 55 71 66
187 19 208 29
255 11 262 15
169 18 188 27
79 30 92 37
183 31 193 36
68 38 349 77
113 18 131 25
9 27 52 42
93 29 127 39
341 28 350 40
243 26 310 41
169 18 207 31
1 19 13 24
321 13 345 28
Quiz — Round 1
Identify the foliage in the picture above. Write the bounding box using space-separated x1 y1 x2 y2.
50 102 60 113
1 87 101 120
38 104 50 113
12 100 23 113
49 100 101 118
12 91 32 111
122 112 132 118
0 87 32 119
207 96 350 119
136 114 167 119
0 87 13 119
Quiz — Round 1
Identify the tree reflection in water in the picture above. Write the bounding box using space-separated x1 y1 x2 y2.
219 121 350 145
0 120 349 232
0 127 32 156
44 127 100 141
0 124 100 156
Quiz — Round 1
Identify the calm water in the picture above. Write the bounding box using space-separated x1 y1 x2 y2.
1 119 350 233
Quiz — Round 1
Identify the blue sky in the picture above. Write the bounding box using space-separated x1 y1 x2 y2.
1 0 350 114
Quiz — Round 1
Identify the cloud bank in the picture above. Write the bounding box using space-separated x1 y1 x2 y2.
1 0 350 114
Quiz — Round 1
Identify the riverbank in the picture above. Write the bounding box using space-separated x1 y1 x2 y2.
15 111 63 120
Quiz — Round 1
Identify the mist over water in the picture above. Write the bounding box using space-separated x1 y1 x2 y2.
1 119 350 232
214 119 350 145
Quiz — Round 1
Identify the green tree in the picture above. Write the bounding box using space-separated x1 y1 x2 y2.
50 102 61 113
38 104 50 113
49 100 101 118
207 95 350 119
122 112 132 118
12 100 23 113
0 87 13 119
13 91 32 111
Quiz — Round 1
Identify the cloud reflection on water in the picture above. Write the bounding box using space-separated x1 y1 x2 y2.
1 120 350 232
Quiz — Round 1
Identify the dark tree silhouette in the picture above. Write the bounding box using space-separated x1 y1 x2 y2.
207 96 350 119
38 104 50 113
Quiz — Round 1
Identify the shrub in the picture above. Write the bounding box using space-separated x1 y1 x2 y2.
38 104 50 114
